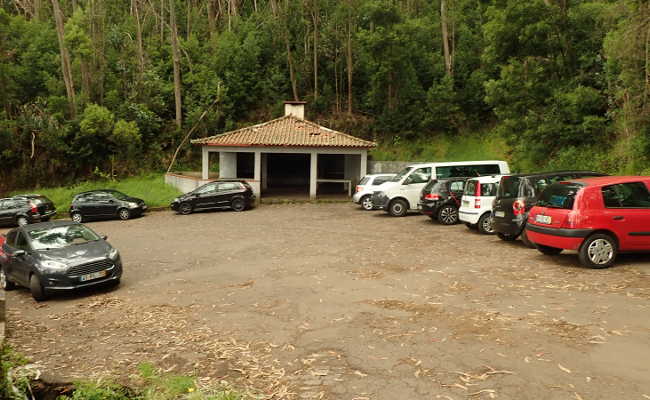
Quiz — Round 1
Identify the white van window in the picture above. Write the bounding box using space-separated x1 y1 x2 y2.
436 164 501 178
405 167 431 184
391 167 412 182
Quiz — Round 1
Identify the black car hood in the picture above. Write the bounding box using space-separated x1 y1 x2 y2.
36 240 113 266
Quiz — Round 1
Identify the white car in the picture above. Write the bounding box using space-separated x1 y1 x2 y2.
371 161 510 217
352 174 396 210
458 175 504 234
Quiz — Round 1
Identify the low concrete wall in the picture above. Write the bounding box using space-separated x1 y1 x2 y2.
165 173 212 194
367 161 414 174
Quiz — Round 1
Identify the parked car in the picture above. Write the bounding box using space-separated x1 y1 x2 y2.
526 177 650 268
459 175 502 234
171 180 255 215
0 221 122 300
418 177 468 224
0 197 45 227
70 189 147 223
12 194 57 222
492 171 606 246
372 160 510 217
352 174 395 210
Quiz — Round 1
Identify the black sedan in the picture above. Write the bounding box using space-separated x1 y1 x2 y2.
0 221 122 301
171 180 255 214
70 189 147 223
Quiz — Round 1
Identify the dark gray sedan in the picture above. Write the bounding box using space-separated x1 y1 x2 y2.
0 221 122 301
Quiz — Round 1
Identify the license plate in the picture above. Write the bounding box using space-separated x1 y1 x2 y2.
80 270 107 282
462 200 470 207
535 214 552 224
494 211 505 218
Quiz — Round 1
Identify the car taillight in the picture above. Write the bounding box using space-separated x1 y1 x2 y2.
513 200 525 216
30 202 38 214
474 183 481 197
474 198 481 208
356 185 362 193
425 193 441 200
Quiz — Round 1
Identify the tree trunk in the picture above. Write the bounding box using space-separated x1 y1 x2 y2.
160 0 164 45
441 0 453 77
134 0 146 83
51 0 76 118
346 9 353 115
312 3 318 100
169 0 183 128
286 39 299 101
207 0 216 36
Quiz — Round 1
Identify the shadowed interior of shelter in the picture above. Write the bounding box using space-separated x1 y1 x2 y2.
265 154 309 194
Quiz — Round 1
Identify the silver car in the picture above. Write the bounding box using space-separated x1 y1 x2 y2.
352 174 396 210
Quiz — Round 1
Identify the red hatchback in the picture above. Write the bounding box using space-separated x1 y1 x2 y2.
526 176 650 268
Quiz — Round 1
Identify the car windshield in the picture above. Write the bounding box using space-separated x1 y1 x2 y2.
537 183 583 209
390 167 412 182
28 225 101 250
107 191 130 200
359 177 370 185
497 176 522 198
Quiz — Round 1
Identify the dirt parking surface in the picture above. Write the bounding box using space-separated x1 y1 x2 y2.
4 204 650 399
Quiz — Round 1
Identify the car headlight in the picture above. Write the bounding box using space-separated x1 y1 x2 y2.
127 202 139 209
108 248 119 260
41 260 67 272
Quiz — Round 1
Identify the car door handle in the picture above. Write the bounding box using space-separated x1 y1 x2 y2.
612 216 624 221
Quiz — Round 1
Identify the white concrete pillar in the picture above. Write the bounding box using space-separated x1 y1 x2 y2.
219 152 237 178
261 153 268 190
310 152 318 199
202 146 209 180
254 151 261 181
360 151 368 179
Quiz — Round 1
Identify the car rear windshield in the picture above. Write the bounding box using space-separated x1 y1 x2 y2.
359 177 370 185
28 224 101 250
464 180 478 196
423 180 446 194
536 183 583 209
497 176 522 198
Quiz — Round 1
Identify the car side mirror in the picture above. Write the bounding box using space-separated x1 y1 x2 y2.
102 235 108 240
12 249 26 257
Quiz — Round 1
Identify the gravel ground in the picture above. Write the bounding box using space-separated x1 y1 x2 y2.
3 203 650 399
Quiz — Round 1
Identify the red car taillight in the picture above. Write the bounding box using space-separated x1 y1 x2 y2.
425 193 441 200
30 202 38 214
356 185 362 193
513 200 525 216
474 198 481 208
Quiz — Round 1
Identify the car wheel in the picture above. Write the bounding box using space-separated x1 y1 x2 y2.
16 216 28 226
535 244 563 255
30 274 47 301
360 195 374 211
231 198 246 212
118 208 131 220
497 232 518 241
41 217 51 222
465 223 477 230
388 199 408 217
579 233 617 269
520 229 535 248
477 213 495 234
179 202 193 215
71 212 83 223
1 267 16 291
437 206 459 225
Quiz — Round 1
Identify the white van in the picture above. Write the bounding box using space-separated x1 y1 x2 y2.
370 161 510 217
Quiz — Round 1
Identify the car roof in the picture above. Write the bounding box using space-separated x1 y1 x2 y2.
568 176 650 187
504 170 605 179
407 160 507 168
466 175 505 183
365 173 395 177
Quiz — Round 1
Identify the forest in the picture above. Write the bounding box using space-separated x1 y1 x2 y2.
0 0 648 191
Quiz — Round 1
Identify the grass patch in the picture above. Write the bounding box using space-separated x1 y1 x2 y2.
370 131 510 164
9 173 181 214
0 345 30 399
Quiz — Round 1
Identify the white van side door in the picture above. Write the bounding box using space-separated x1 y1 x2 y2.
400 167 432 210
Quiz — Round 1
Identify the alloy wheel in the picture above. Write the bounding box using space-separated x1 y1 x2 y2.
179 203 192 215
587 239 614 265
0 269 7 289
439 207 458 225
71 213 83 223
481 216 494 233
361 196 373 211
119 209 130 220
17 217 28 226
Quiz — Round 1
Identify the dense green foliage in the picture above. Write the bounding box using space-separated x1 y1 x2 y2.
1 0 649 192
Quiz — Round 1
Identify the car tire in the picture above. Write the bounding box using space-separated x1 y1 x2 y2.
465 223 477 230
388 199 408 217
118 208 131 220
477 213 495 234
360 195 374 211
231 198 246 212
497 232 518 241
16 216 28 226
578 233 617 269
1 267 16 291
520 229 535 248
535 244 563 255
179 202 193 215
71 212 83 223
437 206 459 225
41 217 51 222
30 274 47 301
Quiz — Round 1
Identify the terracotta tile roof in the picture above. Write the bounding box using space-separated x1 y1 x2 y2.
191 115 376 148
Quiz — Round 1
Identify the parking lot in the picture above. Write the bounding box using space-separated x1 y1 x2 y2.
4 203 650 399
